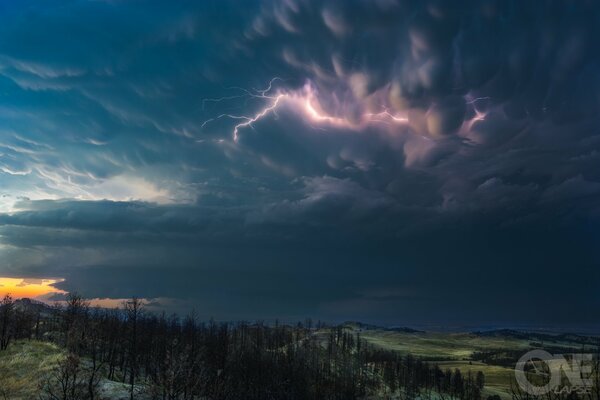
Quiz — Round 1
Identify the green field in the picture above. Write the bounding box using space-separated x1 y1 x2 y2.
356 330 531 359
343 326 598 399
0 340 65 400
352 329 523 398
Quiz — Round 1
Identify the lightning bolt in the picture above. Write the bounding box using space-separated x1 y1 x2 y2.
231 94 286 141
466 96 491 105
365 110 409 124
462 94 490 132
201 79 411 142
253 77 284 96
201 78 289 142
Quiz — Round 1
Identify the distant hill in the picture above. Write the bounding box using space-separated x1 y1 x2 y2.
472 328 599 346
342 321 424 333
14 298 54 312
13 298 57 321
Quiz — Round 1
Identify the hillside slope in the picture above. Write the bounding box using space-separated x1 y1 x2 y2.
0 340 142 400
0 340 64 400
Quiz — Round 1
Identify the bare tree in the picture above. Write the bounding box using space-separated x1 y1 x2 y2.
63 292 90 353
39 354 100 400
0 294 14 350
476 370 485 390
125 297 143 400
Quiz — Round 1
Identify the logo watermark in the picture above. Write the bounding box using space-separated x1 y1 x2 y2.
515 350 593 396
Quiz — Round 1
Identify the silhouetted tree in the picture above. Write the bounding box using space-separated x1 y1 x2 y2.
477 370 485 390
125 297 143 400
0 294 14 350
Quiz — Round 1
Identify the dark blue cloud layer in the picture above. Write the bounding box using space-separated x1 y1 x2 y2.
0 0 599 327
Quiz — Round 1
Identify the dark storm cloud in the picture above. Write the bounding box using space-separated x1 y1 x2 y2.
0 0 599 326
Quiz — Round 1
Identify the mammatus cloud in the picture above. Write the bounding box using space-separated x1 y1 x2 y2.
0 0 598 326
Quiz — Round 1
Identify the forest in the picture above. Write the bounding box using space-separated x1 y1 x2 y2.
0 294 489 400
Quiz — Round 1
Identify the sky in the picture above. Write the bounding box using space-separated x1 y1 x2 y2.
0 0 599 329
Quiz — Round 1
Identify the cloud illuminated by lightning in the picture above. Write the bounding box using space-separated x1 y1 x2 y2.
461 94 489 133
201 79 411 142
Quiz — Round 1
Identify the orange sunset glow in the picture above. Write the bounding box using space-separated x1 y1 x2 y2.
0 277 66 300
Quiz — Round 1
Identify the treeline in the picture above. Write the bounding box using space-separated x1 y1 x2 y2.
471 350 526 368
0 294 487 400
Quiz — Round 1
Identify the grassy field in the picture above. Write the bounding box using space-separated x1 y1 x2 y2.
0 340 65 400
356 330 532 359
351 329 523 398
0 340 139 400
348 327 598 399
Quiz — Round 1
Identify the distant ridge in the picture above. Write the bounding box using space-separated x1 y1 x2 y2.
14 297 54 311
342 321 424 333
472 328 599 346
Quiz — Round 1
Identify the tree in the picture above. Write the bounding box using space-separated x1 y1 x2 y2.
452 368 464 398
63 293 89 353
476 370 485 390
83 309 104 400
0 294 14 350
125 297 143 400
39 354 100 400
